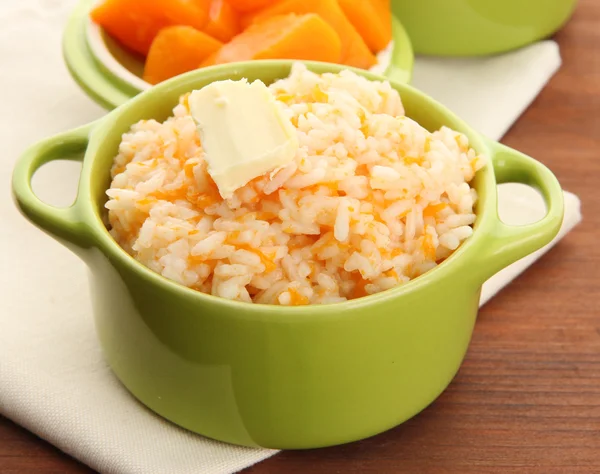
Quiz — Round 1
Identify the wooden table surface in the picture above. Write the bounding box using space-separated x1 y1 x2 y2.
1 1 599 472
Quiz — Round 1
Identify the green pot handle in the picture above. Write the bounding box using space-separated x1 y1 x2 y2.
12 123 97 249
476 140 565 282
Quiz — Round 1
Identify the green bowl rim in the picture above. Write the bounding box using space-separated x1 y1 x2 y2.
77 60 497 318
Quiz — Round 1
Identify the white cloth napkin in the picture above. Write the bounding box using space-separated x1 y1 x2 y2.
0 2 582 474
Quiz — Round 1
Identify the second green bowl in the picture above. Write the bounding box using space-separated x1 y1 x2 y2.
392 0 577 56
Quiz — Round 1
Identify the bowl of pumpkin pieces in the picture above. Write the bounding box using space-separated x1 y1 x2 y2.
63 0 414 109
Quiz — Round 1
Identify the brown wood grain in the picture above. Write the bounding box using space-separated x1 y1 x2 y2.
1 0 599 472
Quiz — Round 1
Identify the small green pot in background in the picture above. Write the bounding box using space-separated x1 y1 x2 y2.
392 0 578 56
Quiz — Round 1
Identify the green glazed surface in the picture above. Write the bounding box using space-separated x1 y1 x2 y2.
63 0 414 110
392 0 577 56
12 61 564 449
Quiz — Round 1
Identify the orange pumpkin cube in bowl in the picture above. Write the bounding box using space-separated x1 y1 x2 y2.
201 13 342 66
143 26 222 84
204 0 241 42
91 0 210 56
338 0 392 52
248 0 376 69
226 0 276 13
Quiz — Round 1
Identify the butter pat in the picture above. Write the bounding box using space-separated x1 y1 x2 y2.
188 79 299 199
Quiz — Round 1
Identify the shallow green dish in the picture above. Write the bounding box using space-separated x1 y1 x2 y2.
12 61 563 449
63 0 414 110
392 0 578 56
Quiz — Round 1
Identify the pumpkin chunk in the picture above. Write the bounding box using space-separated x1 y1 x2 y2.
227 0 275 13
201 13 342 66
91 0 210 56
143 26 222 84
249 0 376 69
338 0 392 52
204 0 241 42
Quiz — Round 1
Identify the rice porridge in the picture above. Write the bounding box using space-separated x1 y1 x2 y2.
105 63 486 305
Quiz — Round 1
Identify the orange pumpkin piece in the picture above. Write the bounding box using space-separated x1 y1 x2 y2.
204 0 241 42
227 0 274 13
91 0 210 56
200 52 218 67
249 0 376 69
238 3 272 30
239 12 258 30
201 13 342 66
374 0 393 39
143 26 222 84
338 0 392 52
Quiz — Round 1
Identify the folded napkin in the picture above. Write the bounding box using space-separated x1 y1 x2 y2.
0 2 581 473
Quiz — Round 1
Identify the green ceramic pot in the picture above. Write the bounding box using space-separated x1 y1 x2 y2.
392 0 578 56
63 0 414 110
12 60 563 449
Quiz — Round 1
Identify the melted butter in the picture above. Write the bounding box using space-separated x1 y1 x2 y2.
188 79 299 199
